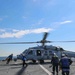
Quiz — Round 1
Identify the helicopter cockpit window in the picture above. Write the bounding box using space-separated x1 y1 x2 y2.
37 50 41 56
28 50 33 55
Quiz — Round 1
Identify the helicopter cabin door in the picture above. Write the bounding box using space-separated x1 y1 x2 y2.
37 50 41 56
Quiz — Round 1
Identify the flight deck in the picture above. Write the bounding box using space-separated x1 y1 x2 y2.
0 60 75 75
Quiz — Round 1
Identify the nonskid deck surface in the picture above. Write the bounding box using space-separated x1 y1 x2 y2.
0 60 75 75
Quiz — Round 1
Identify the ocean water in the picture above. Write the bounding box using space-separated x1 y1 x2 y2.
0 56 17 61
0 57 7 61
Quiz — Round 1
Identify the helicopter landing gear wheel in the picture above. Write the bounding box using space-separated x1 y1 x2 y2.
39 60 44 64
32 60 36 63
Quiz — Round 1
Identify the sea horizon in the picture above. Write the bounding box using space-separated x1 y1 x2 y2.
0 56 17 61
0 56 7 61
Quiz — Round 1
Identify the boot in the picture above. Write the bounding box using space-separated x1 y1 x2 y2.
56 72 58 75
52 72 55 75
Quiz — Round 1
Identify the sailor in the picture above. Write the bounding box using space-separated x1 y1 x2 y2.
22 54 28 67
6 54 13 64
51 53 59 75
59 54 72 75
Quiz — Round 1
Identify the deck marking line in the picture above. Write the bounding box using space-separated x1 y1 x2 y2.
39 64 52 75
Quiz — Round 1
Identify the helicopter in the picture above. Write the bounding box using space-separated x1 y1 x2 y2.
0 32 75 63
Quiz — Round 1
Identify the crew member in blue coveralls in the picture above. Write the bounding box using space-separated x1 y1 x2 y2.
6 54 13 64
22 54 28 67
59 54 72 75
51 53 59 75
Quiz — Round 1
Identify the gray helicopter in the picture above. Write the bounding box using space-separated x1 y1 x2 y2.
0 32 75 63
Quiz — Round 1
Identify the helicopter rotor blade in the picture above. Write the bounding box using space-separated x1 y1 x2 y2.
48 41 75 43
0 31 75 45
0 42 38 44
0 41 75 44
40 32 49 46
42 32 48 41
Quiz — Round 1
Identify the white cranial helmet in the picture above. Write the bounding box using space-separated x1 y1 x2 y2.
62 54 65 57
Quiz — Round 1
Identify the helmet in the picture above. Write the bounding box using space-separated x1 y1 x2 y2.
53 53 58 57
62 54 65 57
